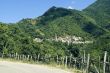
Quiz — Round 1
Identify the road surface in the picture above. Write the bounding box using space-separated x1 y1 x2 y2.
0 61 71 73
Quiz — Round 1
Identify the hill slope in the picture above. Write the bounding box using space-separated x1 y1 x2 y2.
83 0 110 56
31 7 106 38
84 0 110 31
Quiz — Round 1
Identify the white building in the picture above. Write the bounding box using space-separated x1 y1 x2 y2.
34 38 43 43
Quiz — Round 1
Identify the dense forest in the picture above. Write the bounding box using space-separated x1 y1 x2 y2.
0 0 110 59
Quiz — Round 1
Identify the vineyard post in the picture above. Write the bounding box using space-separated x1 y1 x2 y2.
103 51 107 73
86 54 90 73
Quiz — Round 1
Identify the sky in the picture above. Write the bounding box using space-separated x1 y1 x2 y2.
0 0 96 23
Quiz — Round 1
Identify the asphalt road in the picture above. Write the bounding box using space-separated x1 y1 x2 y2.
0 61 71 73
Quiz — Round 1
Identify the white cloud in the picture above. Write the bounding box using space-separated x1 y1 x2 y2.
68 6 74 9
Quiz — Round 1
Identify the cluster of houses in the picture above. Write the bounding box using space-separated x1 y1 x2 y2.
33 35 93 44
51 35 93 44
33 38 43 43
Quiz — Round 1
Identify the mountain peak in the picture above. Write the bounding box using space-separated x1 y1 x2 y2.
38 6 75 25
43 6 73 17
49 6 57 9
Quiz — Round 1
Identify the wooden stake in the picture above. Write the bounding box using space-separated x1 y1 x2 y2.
86 54 90 73
37 54 40 61
94 64 99 73
57 55 59 64
84 50 86 63
98 56 101 73
65 56 68 67
103 51 107 73
69 54 72 67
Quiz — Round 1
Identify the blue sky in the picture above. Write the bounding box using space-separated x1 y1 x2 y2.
0 0 96 23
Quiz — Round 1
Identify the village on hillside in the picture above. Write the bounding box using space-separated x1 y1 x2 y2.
34 35 93 44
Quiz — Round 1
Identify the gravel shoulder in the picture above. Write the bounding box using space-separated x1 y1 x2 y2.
0 61 72 73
